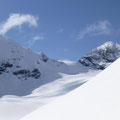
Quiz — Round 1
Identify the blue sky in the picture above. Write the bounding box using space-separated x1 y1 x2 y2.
0 0 120 60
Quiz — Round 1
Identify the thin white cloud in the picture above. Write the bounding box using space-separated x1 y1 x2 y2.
57 28 64 33
77 20 112 40
64 48 69 52
33 35 44 41
0 13 39 35
28 35 44 47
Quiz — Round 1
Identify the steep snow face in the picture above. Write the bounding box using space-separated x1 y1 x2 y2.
21 58 120 120
79 41 120 70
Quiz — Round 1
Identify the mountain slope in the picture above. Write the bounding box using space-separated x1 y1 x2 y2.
0 36 120 97
21 57 120 120
0 36 89 97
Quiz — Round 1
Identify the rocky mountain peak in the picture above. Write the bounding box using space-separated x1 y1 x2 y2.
96 41 120 50
79 41 120 70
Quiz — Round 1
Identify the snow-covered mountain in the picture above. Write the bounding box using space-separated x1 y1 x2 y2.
0 36 89 97
0 36 120 120
0 36 120 97
21 57 120 120
79 41 120 69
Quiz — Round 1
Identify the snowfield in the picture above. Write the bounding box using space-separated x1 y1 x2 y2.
21 58 120 120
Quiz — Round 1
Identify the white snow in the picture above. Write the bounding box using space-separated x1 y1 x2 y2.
21 58 120 120
96 41 120 50
58 59 76 65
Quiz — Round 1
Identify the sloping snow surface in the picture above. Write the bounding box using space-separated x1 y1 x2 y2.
21 58 120 120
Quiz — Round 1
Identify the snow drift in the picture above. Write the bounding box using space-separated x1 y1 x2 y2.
21 58 120 120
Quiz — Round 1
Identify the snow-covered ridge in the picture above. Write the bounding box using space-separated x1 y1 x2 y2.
79 41 120 69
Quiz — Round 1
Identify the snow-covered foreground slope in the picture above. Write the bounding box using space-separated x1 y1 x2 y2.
21 58 120 120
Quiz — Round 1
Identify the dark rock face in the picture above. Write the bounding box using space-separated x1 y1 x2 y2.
13 68 41 79
0 60 41 80
79 42 120 70
31 68 41 79
0 62 13 74
39 53 49 62
79 56 106 70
